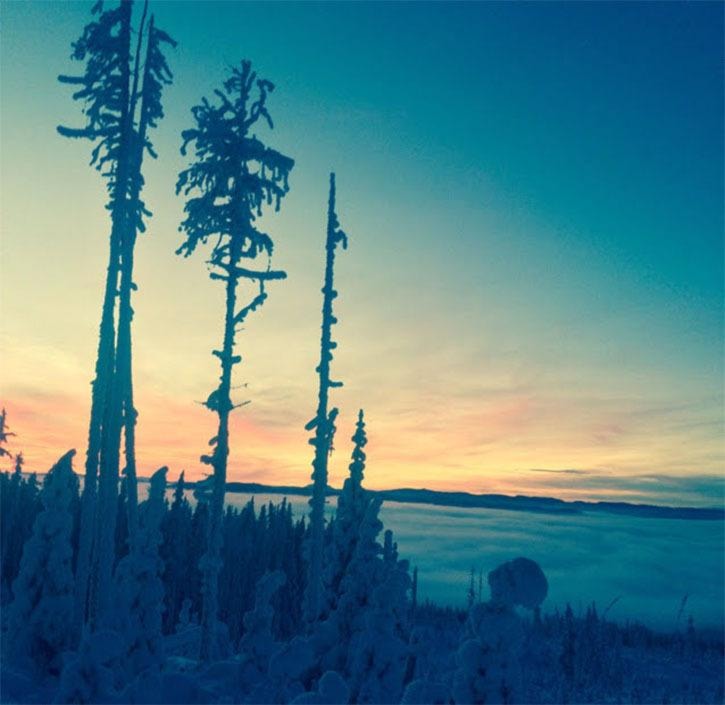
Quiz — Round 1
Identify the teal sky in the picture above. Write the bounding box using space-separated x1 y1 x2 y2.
1 1 723 506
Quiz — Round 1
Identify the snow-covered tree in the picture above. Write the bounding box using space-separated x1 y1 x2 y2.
6 450 77 676
336 498 411 704
1 458 41 599
112 466 168 679
304 174 348 625
324 409 369 611
307 491 411 704
58 0 175 632
347 563 411 704
237 570 287 701
161 471 193 631
453 557 548 704
176 59 294 660
55 629 124 704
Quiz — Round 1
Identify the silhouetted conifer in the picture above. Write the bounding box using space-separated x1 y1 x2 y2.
176 59 293 660
304 174 348 625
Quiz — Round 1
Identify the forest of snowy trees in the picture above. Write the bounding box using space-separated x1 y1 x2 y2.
1 1 723 704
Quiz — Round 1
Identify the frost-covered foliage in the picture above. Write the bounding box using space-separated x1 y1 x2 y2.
161 472 194 631
324 409 369 612
346 556 411 704
176 59 293 661
112 466 168 679
1 462 42 604
453 558 547 704
304 174 348 625
314 496 411 704
234 571 289 702
55 629 124 705
5 451 77 676
239 571 286 682
453 600 525 704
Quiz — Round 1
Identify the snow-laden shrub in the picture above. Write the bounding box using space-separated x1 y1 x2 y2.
6 450 77 676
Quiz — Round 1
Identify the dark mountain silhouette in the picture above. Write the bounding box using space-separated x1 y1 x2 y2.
156 479 725 521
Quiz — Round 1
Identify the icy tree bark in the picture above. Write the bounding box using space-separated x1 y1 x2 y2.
303 174 348 625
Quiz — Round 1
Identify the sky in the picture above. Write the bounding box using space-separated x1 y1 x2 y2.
1 1 723 507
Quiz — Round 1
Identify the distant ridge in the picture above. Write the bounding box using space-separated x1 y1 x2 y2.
171 479 724 521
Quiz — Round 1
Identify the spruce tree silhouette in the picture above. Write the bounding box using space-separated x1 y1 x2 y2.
303 173 348 625
176 59 294 661
57 0 175 633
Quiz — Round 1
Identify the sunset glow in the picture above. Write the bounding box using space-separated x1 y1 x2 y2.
1 1 722 507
